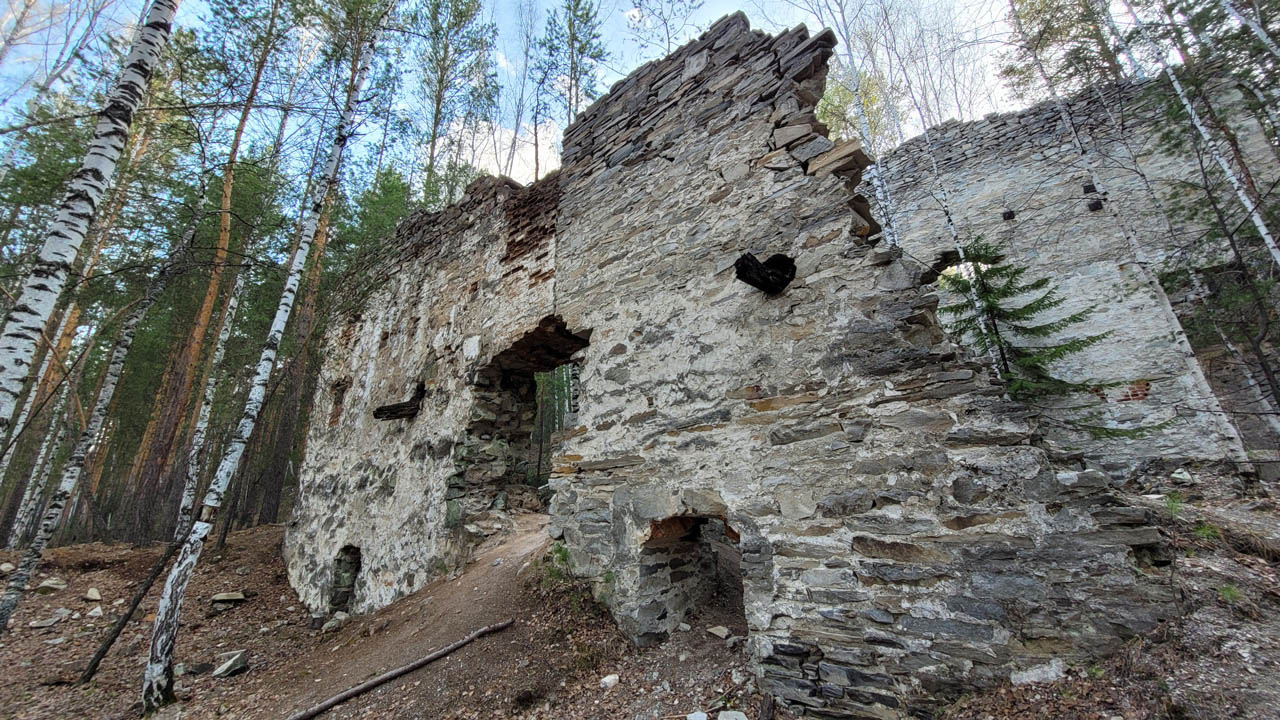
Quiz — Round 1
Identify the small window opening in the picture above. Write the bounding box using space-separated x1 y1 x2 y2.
1001 209 1015 221
330 545 362 613
1082 182 1098 195
328 378 351 427
1087 198 1104 212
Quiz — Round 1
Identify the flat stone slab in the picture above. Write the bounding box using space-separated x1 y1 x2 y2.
212 650 248 678
34 577 67 594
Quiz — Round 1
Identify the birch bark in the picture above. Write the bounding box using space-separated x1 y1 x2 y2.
0 311 68 484
0 0 181 432
1111 0 1280 271
0 284 162 634
1220 0 1280 61
141 14 386 707
4 379 70 548
1009 0 1249 460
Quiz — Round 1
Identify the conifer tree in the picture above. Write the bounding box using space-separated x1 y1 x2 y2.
938 240 1108 400
537 0 606 126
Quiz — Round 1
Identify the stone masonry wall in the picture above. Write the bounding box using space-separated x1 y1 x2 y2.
878 78 1279 474
283 175 563 613
288 14 1198 718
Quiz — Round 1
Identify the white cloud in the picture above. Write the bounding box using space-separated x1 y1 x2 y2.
445 118 562 186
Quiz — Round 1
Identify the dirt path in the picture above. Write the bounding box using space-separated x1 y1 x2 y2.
2 514 767 720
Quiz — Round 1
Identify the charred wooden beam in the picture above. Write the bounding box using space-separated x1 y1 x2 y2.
734 252 796 294
373 382 426 420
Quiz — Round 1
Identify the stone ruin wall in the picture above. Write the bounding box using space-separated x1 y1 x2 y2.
283 173 562 612
284 14 1224 718
879 78 1280 477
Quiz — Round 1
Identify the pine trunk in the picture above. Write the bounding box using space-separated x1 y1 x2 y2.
127 6 278 541
0 0 181 433
142 22 384 708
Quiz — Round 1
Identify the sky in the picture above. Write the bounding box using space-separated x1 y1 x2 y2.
0 0 1018 186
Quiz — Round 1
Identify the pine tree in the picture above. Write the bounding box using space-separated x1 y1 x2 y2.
538 0 607 127
938 240 1108 400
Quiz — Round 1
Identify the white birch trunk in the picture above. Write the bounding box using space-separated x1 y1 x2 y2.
1012 0 1249 462
0 279 166 633
142 21 384 708
0 0 180 432
4 379 70 548
816 6 901 247
0 310 69 480
1220 0 1280 61
1111 0 1280 272
174 272 242 541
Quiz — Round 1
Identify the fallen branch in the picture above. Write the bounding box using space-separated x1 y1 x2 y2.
78 540 181 684
283 619 514 720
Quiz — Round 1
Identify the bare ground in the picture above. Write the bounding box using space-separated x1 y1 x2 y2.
1 500 1277 720
1 514 772 720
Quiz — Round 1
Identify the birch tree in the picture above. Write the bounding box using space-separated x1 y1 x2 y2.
0 0 181 435
1107 0 1280 271
1218 0 1280 61
777 0 904 246
625 0 704 58
1004 0 1246 450
0 0 120 186
125 0 283 541
142 3 390 706
0 270 173 634
4 374 70 547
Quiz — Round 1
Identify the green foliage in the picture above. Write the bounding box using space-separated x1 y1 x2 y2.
625 0 704 57
1000 0 1126 98
537 0 608 125
409 0 498 207
1164 491 1184 519
816 62 895 154
531 363 576 484
939 239 1109 400
1194 522 1221 540
1218 584 1242 604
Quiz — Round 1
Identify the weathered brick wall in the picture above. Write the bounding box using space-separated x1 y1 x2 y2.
286 14 1212 718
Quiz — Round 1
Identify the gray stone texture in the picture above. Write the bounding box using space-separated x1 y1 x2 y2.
278 13 1258 719
879 76 1279 474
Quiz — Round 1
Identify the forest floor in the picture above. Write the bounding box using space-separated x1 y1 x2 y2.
0 513 769 720
0 497 1277 720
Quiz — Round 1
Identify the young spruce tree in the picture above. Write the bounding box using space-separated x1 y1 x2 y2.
939 240 1108 401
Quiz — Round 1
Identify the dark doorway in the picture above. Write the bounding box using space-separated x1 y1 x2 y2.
330 545 362 613
633 515 746 646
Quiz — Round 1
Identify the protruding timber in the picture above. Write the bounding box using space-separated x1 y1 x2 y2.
373 382 426 420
